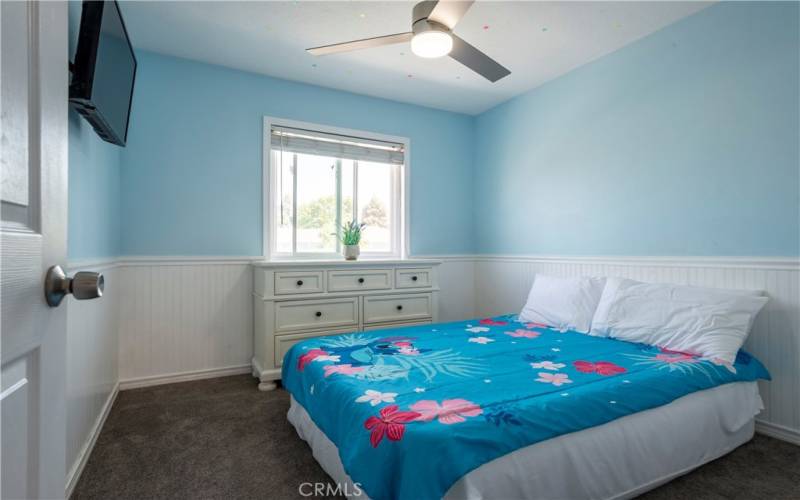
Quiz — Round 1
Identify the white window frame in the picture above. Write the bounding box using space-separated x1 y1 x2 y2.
263 116 409 260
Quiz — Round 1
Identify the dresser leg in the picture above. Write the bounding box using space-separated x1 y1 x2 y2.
258 380 278 391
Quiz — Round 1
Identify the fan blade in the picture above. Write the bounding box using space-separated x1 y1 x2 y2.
449 34 510 82
307 32 413 56
427 1 474 30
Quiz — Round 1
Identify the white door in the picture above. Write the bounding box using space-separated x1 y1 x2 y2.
1 2 69 499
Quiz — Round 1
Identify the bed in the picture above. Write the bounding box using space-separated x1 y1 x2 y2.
281 315 769 500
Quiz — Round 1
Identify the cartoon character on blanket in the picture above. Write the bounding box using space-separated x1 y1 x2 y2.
298 336 430 372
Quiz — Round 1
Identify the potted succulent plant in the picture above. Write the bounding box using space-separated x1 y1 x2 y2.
336 221 366 260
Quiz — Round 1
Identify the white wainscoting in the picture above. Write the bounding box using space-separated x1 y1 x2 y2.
435 257 477 322
114 257 476 387
65 261 120 497
117 259 254 386
471 255 800 444
64 252 800 493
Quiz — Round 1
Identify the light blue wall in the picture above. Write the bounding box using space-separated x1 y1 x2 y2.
71 1 798 259
474 1 799 256
120 51 475 256
68 2 122 260
68 115 122 259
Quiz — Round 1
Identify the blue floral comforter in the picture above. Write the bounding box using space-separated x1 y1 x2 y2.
282 315 769 500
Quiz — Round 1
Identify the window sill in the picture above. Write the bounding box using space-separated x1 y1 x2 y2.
252 257 441 268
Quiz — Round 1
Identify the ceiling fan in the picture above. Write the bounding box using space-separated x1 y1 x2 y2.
306 0 510 83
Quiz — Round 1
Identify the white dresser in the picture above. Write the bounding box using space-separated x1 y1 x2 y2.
251 260 441 390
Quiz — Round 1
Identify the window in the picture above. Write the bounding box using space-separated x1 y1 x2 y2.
266 121 405 259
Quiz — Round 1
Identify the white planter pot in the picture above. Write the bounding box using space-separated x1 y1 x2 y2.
343 245 360 261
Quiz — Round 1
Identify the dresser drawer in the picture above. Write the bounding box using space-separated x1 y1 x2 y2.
274 328 355 367
327 269 392 292
395 267 433 288
274 297 358 333
363 293 433 324
274 271 324 295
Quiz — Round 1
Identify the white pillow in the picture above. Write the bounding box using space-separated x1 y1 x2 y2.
590 278 768 363
519 275 606 333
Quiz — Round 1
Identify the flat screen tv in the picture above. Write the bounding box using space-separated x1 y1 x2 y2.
69 0 136 147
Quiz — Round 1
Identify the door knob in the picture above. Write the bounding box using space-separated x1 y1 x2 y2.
44 265 104 307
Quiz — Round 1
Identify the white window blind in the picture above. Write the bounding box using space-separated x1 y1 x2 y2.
271 125 405 165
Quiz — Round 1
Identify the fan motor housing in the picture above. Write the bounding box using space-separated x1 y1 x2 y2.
413 18 449 36
412 1 439 24
412 1 451 36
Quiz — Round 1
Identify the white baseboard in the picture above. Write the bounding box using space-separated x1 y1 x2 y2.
66 382 119 499
755 419 800 446
118 365 252 391
251 356 265 378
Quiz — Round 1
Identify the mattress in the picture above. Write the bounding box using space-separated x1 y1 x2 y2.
289 381 762 500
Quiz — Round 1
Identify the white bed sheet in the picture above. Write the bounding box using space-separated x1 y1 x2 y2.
288 381 763 500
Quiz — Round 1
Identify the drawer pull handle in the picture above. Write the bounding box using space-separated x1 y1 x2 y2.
411 276 418 281
396 305 403 311
315 311 322 317
358 277 365 284
296 280 304 286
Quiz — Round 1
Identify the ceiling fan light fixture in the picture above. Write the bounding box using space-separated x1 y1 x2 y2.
411 31 453 58
306 1 510 82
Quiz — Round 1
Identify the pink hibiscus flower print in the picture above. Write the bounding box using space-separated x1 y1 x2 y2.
323 364 365 378
574 361 627 375
410 399 483 424
660 347 699 357
297 349 328 371
525 322 549 329
505 329 541 339
655 353 698 364
468 336 494 344
655 347 700 364
535 372 572 386
364 405 421 447
480 318 508 326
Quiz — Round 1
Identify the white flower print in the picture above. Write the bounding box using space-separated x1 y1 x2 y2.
465 326 490 334
535 372 572 386
414 387 426 393
355 389 398 406
530 361 565 371
468 336 494 344
314 355 341 363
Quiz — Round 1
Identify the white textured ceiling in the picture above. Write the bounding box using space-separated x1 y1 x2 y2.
119 1 711 115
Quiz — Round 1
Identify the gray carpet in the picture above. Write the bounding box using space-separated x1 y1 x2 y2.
72 375 800 500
